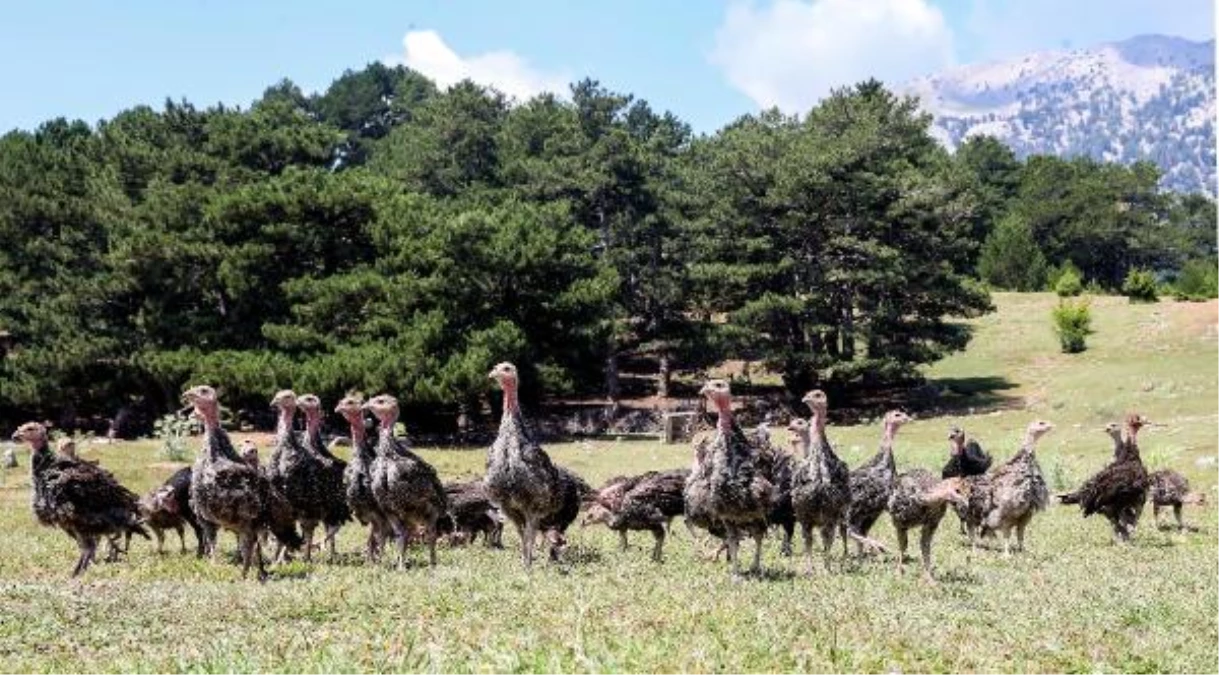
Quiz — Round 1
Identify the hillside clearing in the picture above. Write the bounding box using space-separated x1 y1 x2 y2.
0 294 1215 672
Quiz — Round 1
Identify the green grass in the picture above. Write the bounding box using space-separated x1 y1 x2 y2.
0 293 1215 672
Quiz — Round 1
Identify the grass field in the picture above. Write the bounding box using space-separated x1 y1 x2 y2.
0 293 1215 672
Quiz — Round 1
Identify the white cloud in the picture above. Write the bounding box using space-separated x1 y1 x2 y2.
710 0 955 113
387 30 569 102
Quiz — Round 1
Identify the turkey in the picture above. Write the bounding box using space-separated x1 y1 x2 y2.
485 361 580 568
941 426 992 478
438 480 504 547
12 421 148 576
683 433 729 556
1058 413 1150 543
182 385 302 581
846 410 912 554
268 389 337 562
941 426 992 534
239 440 260 469
583 469 688 561
537 465 592 559
297 393 351 560
887 470 968 582
364 394 447 568
1148 469 1204 531
335 394 391 563
790 391 865 574
750 429 796 556
139 467 205 555
974 420 1054 556
688 379 773 575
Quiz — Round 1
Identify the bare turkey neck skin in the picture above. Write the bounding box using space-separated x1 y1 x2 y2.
711 396 733 434
275 405 296 442
810 406 829 447
500 378 519 415
196 403 221 433
881 421 901 451
951 437 964 455
344 414 366 450
1021 431 1041 452
303 411 322 440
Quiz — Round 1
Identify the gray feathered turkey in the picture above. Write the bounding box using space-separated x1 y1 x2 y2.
888 470 968 582
183 385 302 581
685 379 773 575
12 422 149 576
846 410 912 554
364 394 447 568
485 362 585 568
297 394 351 560
335 394 391 563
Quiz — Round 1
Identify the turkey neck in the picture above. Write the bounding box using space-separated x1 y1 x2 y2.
810 407 831 451
711 397 733 436
495 379 531 442
275 405 297 447
27 436 52 476
877 421 900 466
197 403 237 462
303 411 323 448
375 413 401 456
345 415 373 463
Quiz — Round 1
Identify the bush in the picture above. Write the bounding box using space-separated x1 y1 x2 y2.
1054 267 1083 297
1052 298 1093 353
153 413 200 462
978 215 1048 291
1122 269 1159 303
1172 259 1219 301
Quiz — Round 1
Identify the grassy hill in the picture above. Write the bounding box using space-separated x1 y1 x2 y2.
0 293 1214 672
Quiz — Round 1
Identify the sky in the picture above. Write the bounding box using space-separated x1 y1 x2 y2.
0 0 1213 134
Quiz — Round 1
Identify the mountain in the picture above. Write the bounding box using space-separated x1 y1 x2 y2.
905 35 1216 195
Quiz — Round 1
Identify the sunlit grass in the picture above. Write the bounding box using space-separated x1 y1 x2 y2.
0 293 1214 672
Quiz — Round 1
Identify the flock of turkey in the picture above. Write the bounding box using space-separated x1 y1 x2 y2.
10 362 1205 582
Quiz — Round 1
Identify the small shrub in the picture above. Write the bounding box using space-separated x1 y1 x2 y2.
1052 298 1093 353
153 413 200 462
1054 267 1083 297
1172 259 1218 301
1122 269 1158 303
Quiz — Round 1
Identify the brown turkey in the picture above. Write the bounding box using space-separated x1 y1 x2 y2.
888 470 968 582
1148 469 1204 531
749 428 796 557
686 379 773 575
183 385 302 581
942 425 992 534
268 390 335 562
485 362 583 568
336 394 391 562
297 393 352 560
972 419 1054 556
846 410 912 554
537 465 592 560
365 394 447 568
583 468 688 561
12 421 148 576
1058 413 1150 543
139 466 206 556
790 391 880 573
438 479 504 548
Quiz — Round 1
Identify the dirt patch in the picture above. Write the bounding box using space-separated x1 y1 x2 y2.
1172 299 1219 339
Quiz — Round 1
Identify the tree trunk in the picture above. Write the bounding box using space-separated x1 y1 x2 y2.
657 353 671 398
840 291 856 360
605 350 620 405
456 400 471 441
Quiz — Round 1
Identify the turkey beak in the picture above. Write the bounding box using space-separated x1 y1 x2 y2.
698 383 711 397
9 430 19 441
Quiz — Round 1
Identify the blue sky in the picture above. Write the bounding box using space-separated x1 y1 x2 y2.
1 0 1213 134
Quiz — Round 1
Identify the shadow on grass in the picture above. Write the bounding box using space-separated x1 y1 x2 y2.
899 375 1024 417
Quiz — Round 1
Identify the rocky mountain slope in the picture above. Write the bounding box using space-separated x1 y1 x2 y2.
905 35 1215 195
